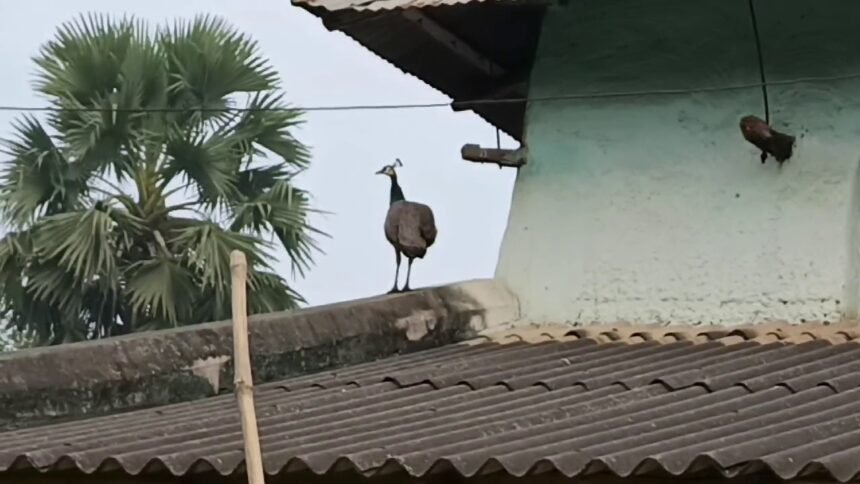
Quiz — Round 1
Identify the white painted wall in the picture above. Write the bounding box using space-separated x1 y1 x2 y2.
496 0 860 326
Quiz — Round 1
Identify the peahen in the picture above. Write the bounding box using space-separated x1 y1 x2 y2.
376 159 437 293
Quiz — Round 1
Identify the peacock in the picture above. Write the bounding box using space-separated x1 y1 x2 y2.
375 159 437 293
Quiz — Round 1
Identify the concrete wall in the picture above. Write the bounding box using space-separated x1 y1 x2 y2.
496 0 860 325
0 279 518 429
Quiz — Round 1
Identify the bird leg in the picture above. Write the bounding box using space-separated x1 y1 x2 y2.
387 251 401 294
402 258 414 292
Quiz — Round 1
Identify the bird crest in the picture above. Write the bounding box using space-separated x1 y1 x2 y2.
375 158 403 177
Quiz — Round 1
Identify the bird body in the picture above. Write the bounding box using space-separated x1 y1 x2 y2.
376 159 437 293
739 115 795 165
384 200 437 259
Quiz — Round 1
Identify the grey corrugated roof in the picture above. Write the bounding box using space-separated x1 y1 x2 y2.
2 324 860 481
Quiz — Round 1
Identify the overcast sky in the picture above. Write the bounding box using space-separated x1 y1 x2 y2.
0 0 516 307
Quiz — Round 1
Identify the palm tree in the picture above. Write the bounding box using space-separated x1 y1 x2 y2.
0 14 325 345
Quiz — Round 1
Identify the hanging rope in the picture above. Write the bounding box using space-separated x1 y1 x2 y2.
747 0 770 124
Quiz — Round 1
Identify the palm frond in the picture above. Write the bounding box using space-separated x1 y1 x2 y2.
161 129 240 206
0 231 33 310
226 92 310 169
170 220 272 290
232 178 326 277
33 13 138 102
125 256 196 326
161 15 279 97
248 269 303 313
25 261 85 315
37 15 167 180
0 116 87 224
31 206 121 283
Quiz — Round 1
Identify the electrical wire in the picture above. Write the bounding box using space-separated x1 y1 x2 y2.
0 71 859 114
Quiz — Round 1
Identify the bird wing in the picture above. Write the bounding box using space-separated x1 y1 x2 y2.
397 206 428 253
769 131 796 162
384 204 403 246
417 204 437 247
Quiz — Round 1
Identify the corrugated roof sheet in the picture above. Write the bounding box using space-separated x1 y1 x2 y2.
3 323 860 481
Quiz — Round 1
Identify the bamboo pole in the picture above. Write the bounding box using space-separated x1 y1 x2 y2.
230 250 265 484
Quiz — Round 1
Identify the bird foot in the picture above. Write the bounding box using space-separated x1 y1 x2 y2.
401 286 413 293
386 287 401 295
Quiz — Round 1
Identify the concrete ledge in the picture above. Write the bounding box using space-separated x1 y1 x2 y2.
0 279 519 429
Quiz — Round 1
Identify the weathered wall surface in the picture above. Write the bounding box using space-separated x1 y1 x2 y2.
496 0 860 325
0 279 518 429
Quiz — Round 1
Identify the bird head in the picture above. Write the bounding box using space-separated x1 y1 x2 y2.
375 158 403 177
739 115 771 141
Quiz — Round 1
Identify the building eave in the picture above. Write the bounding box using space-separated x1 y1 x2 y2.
291 0 547 141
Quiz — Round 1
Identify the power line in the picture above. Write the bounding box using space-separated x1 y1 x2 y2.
0 102 453 113
0 72 859 114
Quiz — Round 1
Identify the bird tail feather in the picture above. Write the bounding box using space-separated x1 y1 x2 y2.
398 226 428 259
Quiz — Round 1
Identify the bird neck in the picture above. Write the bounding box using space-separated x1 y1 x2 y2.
389 175 406 205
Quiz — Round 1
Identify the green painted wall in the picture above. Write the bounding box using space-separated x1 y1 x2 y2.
496 0 860 325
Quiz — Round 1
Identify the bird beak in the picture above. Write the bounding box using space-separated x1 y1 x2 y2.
375 169 385 175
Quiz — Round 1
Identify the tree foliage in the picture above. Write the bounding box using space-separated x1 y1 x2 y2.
0 14 324 344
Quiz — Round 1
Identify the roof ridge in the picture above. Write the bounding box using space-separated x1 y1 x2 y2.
0 279 520 430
